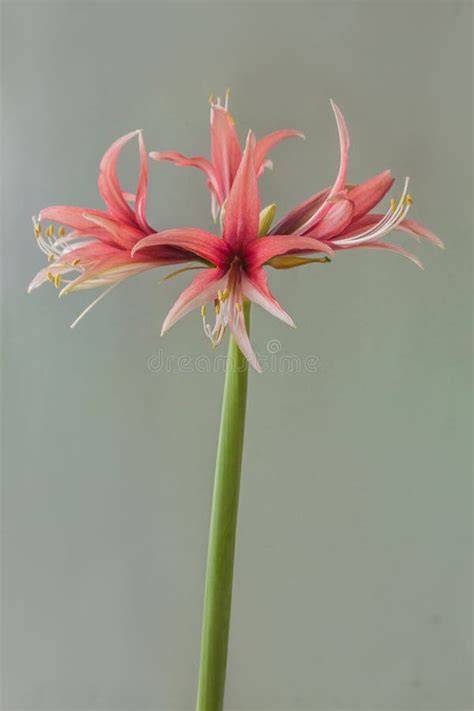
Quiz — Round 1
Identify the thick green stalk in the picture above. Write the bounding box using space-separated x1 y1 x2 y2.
196 303 250 711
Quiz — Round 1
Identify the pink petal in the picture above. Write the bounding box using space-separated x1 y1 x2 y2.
222 131 260 252
254 129 305 175
336 240 424 269
150 150 221 202
210 105 242 199
307 197 354 239
161 268 226 334
246 234 334 268
131 228 230 267
241 270 295 327
98 131 140 224
39 206 112 230
135 131 153 233
82 213 144 249
270 188 331 235
297 100 351 234
347 170 394 222
397 218 445 249
226 276 261 372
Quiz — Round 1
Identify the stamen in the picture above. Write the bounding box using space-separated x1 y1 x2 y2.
58 225 66 237
235 302 242 312
47 271 54 283
200 305 206 317
54 274 61 289
390 198 397 212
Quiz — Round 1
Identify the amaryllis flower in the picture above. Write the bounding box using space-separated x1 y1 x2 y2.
269 101 444 267
150 90 303 220
133 131 334 372
28 131 191 327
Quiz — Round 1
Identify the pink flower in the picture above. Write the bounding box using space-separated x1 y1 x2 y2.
150 90 304 220
133 131 333 372
270 101 444 268
29 131 192 326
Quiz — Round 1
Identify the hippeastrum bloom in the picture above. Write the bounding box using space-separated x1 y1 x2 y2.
269 101 444 268
28 131 193 327
133 131 334 372
150 90 303 220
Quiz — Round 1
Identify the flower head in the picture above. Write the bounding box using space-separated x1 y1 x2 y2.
29 131 193 326
133 132 334 372
150 90 304 220
270 101 444 268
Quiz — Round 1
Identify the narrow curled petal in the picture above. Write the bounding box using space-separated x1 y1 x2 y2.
210 105 242 198
242 270 295 327
307 197 354 239
396 218 445 249
98 131 140 223
132 228 229 267
337 240 424 269
135 132 152 233
150 151 220 201
254 129 305 175
258 203 277 237
246 234 334 268
222 131 259 251
270 188 331 235
161 268 226 334
39 206 112 230
296 100 351 234
346 170 394 222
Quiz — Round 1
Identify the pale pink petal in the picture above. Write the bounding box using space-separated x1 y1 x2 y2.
135 131 153 233
347 170 394 222
254 129 305 175
246 235 334 268
150 150 221 202
226 276 261 372
296 100 351 234
98 131 140 224
397 218 445 249
132 228 230 267
210 105 242 198
39 206 112 230
241 270 295 327
307 197 354 239
337 240 424 269
161 268 226 334
222 131 259 251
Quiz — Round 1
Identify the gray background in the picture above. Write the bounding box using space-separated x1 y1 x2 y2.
1 1 472 709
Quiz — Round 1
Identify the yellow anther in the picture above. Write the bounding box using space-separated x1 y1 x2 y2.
225 87 231 98
208 94 215 104
390 198 397 212
72 258 81 266
406 194 413 206
34 224 41 238
200 305 207 317
45 224 54 238
48 254 54 263
54 274 61 288
222 288 229 301
235 302 242 312
215 302 221 315
47 271 54 283
58 225 66 237
217 289 223 301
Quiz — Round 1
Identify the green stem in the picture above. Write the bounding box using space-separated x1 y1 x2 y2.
196 302 250 711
